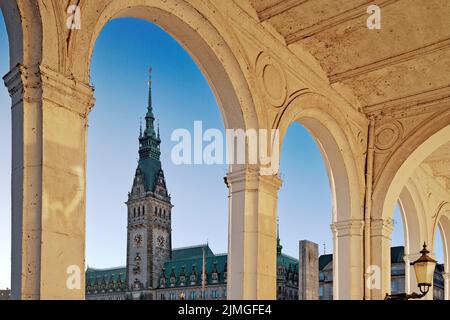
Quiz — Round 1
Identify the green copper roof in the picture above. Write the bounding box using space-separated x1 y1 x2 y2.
137 158 161 192
162 254 227 286
85 266 127 289
171 244 215 261
277 253 299 272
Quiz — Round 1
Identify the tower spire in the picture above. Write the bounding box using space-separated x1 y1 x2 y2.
147 67 153 115
144 67 156 137
277 218 282 254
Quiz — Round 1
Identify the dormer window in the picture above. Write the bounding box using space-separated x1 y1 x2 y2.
190 266 197 285
211 262 219 284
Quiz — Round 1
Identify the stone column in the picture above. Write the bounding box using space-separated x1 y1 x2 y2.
226 165 281 300
444 273 450 300
298 240 319 300
369 218 394 300
331 219 364 300
403 253 418 295
4 64 94 300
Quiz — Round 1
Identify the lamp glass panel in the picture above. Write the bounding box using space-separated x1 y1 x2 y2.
413 261 436 285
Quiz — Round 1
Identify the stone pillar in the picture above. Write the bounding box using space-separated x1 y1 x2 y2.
331 219 364 300
444 273 450 300
403 253 418 295
226 166 282 300
369 218 393 300
4 64 94 300
298 240 319 300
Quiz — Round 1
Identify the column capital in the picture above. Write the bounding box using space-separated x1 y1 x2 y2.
3 64 41 105
3 63 95 115
370 218 394 238
443 272 450 281
331 219 364 237
225 165 282 193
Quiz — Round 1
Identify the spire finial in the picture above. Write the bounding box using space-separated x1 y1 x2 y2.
147 66 153 115
277 218 280 240
276 218 282 254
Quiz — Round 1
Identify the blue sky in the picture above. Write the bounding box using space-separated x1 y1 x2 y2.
0 16 443 289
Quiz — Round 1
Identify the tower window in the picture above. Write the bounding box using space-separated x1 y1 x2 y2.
133 207 136 218
142 206 145 215
154 207 157 215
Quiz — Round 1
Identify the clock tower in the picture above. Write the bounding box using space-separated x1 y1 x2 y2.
125 69 173 300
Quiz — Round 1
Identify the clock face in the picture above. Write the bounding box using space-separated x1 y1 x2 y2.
133 234 143 248
157 235 165 247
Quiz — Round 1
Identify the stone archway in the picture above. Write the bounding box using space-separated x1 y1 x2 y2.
72 1 265 301
3 0 272 300
278 92 365 300
371 124 450 299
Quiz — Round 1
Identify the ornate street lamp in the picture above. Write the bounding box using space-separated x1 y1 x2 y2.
385 243 437 300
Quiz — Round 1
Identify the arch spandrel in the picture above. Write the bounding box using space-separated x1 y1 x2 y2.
372 113 450 222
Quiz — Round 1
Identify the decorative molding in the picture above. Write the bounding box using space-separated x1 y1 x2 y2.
226 165 282 192
3 63 95 116
255 52 288 108
3 64 42 107
331 219 364 237
374 121 404 153
362 85 450 116
330 38 450 83
372 108 450 190
258 0 308 22
40 65 95 116
370 218 394 238
285 0 399 44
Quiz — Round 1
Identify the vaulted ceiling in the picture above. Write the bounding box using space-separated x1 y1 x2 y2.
249 0 450 113
423 141 450 191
